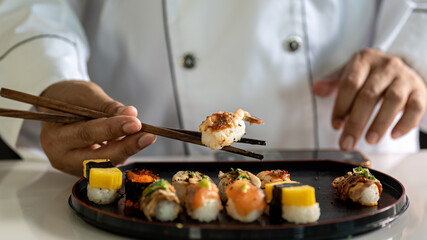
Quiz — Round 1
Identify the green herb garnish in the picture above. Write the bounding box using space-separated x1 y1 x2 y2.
197 178 211 189
144 179 169 196
241 182 250 193
236 174 249 180
230 168 243 174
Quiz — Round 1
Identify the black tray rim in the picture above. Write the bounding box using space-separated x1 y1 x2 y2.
69 159 409 239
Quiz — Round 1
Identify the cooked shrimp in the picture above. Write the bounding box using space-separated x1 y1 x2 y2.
199 109 263 150
257 170 291 188
331 166 383 206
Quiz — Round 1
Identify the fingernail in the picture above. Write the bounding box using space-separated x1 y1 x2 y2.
366 132 379 144
341 135 354 152
122 121 140 134
392 130 402 139
138 134 156 148
121 106 138 116
333 119 344 129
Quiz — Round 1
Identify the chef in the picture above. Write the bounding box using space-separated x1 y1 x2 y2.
1 0 427 176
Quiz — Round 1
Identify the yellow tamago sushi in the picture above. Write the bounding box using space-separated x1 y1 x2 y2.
268 182 320 224
83 159 123 204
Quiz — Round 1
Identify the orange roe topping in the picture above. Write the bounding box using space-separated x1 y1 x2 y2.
126 169 159 183
125 199 139 209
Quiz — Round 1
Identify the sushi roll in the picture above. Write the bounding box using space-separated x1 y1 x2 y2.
263 180 295 214
199 109 264 150
225 180 266 222
184 178 223 222
83 159 122 205
125 169 159 210
269 182 320 224
257 169 291 188
218 168 261 202
172 170 212 204
332 166 383 206
140 179 181 222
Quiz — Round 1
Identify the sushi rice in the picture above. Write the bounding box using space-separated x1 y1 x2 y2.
282 203 321 224
87 184 119 204
226 200 263 223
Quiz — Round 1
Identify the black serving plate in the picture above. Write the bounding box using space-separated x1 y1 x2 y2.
69 160 408 240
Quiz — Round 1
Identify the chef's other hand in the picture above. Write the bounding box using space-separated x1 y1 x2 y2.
313 48 427 152
39 80 156 176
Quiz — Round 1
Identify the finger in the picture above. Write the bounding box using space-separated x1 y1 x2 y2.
76 132 157 166
313 66 344 97
56 115 142 148
42 81 130 116
120 106 138 117
365 79 409 144
391 90 427 139
312 80 340 97
332 53 371 129
339 67 396 150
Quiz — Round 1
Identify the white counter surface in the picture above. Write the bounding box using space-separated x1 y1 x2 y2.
0 151 426 239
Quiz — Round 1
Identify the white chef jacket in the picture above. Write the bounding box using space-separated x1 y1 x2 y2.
1 0 427 160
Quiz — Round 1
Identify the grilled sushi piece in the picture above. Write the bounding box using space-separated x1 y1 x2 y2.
140 179 181 222
268 182 320 224
257 170 291 189
225 180 266 222
199 109 264 150
172 170 212 204
83 159 122 205
218 168 261 202
184 179 223 222
125 169 159 210
332 166 383 206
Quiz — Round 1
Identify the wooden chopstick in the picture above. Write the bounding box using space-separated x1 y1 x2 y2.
166 128 266 146
0 108 89 123
0 88 264 159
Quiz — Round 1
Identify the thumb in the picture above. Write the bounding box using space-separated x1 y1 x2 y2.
312 66 344 97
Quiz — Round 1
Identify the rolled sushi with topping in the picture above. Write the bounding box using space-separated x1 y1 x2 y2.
268 182 320 224
332 166 382 206
184 178 223 222
140 179 181 222
225 180 266 222
83 159 122 205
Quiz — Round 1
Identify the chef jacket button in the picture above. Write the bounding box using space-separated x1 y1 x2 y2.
284 35 302 52
181 53 196 69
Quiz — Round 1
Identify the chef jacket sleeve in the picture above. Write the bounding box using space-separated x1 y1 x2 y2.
0 0 89 155
373 0 427 131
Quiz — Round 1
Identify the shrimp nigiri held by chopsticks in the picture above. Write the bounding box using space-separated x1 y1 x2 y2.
199 109 264 150
332 166 383 206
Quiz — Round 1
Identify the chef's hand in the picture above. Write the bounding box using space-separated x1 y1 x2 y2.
39 80 156 176
313 48 427 152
